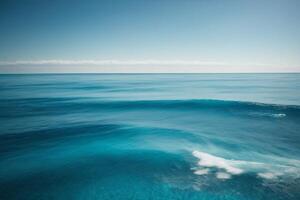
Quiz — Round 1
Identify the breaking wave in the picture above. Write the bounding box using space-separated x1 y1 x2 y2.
192 150 300 180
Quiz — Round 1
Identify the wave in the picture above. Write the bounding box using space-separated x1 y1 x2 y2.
48 98 300 121
71 98 300 110
3 97 300 114
249 112 287 118
192 151 244 176
192 150 300 180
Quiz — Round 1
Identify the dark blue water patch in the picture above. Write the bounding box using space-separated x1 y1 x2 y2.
0 123 209 162
1 98 300 119
0 150 192 200
0 124 123 155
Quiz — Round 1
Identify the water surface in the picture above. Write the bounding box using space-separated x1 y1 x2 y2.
0 74 300 200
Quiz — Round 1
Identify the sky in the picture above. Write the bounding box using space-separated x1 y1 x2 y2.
0 0 299 73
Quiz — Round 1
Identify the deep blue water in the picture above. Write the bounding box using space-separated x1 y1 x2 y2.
0 74 300 200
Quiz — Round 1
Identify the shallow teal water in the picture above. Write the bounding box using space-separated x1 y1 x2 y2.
0 74 300 199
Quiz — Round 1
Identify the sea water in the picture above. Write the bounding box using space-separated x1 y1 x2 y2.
0 73 300 199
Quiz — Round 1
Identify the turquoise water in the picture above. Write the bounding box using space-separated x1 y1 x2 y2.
0 74 300 200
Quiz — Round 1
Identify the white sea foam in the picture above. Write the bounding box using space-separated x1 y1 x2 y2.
192 150 300 181
257 172 277 179
271 113 286 118
250 112 286 118
192 151 243 175
194 168 210 175
216 172 231 179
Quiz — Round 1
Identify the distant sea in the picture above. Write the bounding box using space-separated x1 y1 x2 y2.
0 73 300 200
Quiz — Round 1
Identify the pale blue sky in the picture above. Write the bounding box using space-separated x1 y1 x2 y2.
0 0 299 73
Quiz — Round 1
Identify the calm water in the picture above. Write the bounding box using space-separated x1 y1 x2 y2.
0 74 300 200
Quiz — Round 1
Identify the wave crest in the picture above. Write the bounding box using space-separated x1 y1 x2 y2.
192 150 300 180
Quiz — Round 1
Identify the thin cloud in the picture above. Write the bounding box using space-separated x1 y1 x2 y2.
0 59 269 66
2 59 296 73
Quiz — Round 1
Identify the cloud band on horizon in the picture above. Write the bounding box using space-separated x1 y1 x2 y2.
0 59 299 73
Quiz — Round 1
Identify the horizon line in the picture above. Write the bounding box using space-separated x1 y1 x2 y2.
1 72 300 75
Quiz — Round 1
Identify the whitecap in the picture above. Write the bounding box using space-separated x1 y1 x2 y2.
192 151 243 175
258 172 277 179
250 112 286 118
194 168 210 175
271 113 286 118
216 172 231 179
192 150 300 181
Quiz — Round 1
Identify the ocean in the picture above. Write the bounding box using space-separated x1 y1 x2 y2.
0 73 300 200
